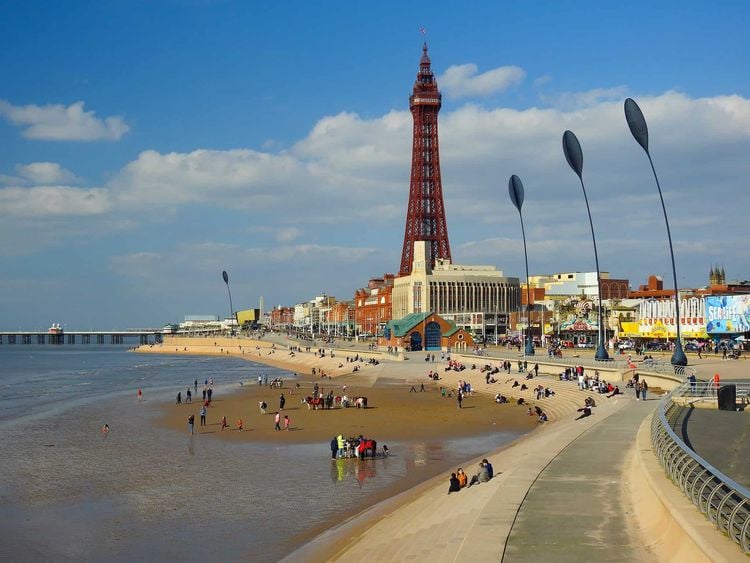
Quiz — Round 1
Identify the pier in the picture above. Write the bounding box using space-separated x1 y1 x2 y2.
0 330 163 345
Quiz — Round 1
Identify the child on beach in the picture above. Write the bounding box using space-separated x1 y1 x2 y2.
274 412 281 431
187 414 195 434
221 416 228 430
284 415 290 431
236 419 243 431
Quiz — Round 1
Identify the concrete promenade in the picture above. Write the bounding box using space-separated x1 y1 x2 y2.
502 398 656 561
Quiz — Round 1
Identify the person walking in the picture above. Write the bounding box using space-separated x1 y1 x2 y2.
187 413 195 435
284 415 290 431
137 388 143 402
330 436 338 459
457 391 463 409
186 388 192 404
199 405 207 426
279 393 286 410
194 379 198 393
274 412 281 431
221 415 228 430
640 380 648 401
688 373 697 395
176 392 182 405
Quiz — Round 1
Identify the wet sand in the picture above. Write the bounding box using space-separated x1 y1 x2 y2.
159 377 537 444
145 336 540 444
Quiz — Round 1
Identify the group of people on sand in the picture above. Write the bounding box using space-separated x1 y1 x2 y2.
527 405 548 422
448 459 496 493
330 433 388 459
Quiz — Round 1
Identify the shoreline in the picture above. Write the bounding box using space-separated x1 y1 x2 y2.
137 336 605 559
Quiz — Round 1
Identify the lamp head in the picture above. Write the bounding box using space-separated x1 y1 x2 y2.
562 130 584 179
624 97 650 154
508 174 525 212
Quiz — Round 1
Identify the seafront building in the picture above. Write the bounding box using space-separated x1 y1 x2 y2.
354 275 394 337
351 44 521 348
392 241 520 343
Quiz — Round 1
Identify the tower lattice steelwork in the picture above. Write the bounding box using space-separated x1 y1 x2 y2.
399 43 452 276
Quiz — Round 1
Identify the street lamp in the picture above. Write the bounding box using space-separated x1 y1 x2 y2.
508 174 535 356
221 270 235 336
562 131 609 361
624 98 687 366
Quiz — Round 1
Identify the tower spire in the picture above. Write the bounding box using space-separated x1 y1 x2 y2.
399 44 452 275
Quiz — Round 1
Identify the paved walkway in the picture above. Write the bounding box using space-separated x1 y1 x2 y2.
504 399 655 561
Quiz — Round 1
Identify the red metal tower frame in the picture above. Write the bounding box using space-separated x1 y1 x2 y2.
399 43 452 276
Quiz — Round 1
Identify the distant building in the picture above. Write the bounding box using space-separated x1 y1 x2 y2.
531 271 629 300
269 306 294 328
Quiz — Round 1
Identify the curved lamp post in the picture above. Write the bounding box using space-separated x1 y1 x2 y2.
222 270 235 336
624 98 687 366
509 175 535 356
562 131 609 361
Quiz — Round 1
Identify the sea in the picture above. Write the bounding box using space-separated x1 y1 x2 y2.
0 342 525 562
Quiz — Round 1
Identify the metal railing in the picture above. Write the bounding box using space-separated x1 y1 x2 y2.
651 382 750 554
640 360 697 378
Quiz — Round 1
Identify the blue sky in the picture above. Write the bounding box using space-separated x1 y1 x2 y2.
1 0 749 329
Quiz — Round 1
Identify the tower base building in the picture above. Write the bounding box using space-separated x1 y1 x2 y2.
392 242 520 342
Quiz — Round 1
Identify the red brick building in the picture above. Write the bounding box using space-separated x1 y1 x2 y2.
354 274 395 336
269 306 294 328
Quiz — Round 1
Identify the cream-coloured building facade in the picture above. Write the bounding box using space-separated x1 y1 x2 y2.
392 241 520 340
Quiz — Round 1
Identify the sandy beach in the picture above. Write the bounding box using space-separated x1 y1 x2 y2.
136 335 613 560
141 336 558 446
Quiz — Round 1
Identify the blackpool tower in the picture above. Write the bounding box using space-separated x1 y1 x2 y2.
399 43 452 276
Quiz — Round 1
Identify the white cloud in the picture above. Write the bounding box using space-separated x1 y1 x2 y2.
0 186 111 217
275 227 302 243
438 63 525 99
539 86 629 110
3 89 750 291
0 100 129 141
16 162 79 185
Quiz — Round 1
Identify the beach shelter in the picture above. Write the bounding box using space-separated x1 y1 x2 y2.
379 312 473 352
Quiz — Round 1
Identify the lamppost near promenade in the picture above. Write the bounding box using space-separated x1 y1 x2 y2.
221 270 235 336
624 98 687 366
562 131 609 361
508 174 535 357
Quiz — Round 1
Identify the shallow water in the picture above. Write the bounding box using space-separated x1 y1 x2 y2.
0 345 525 562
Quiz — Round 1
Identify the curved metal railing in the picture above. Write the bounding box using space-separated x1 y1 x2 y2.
651 382 750 554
